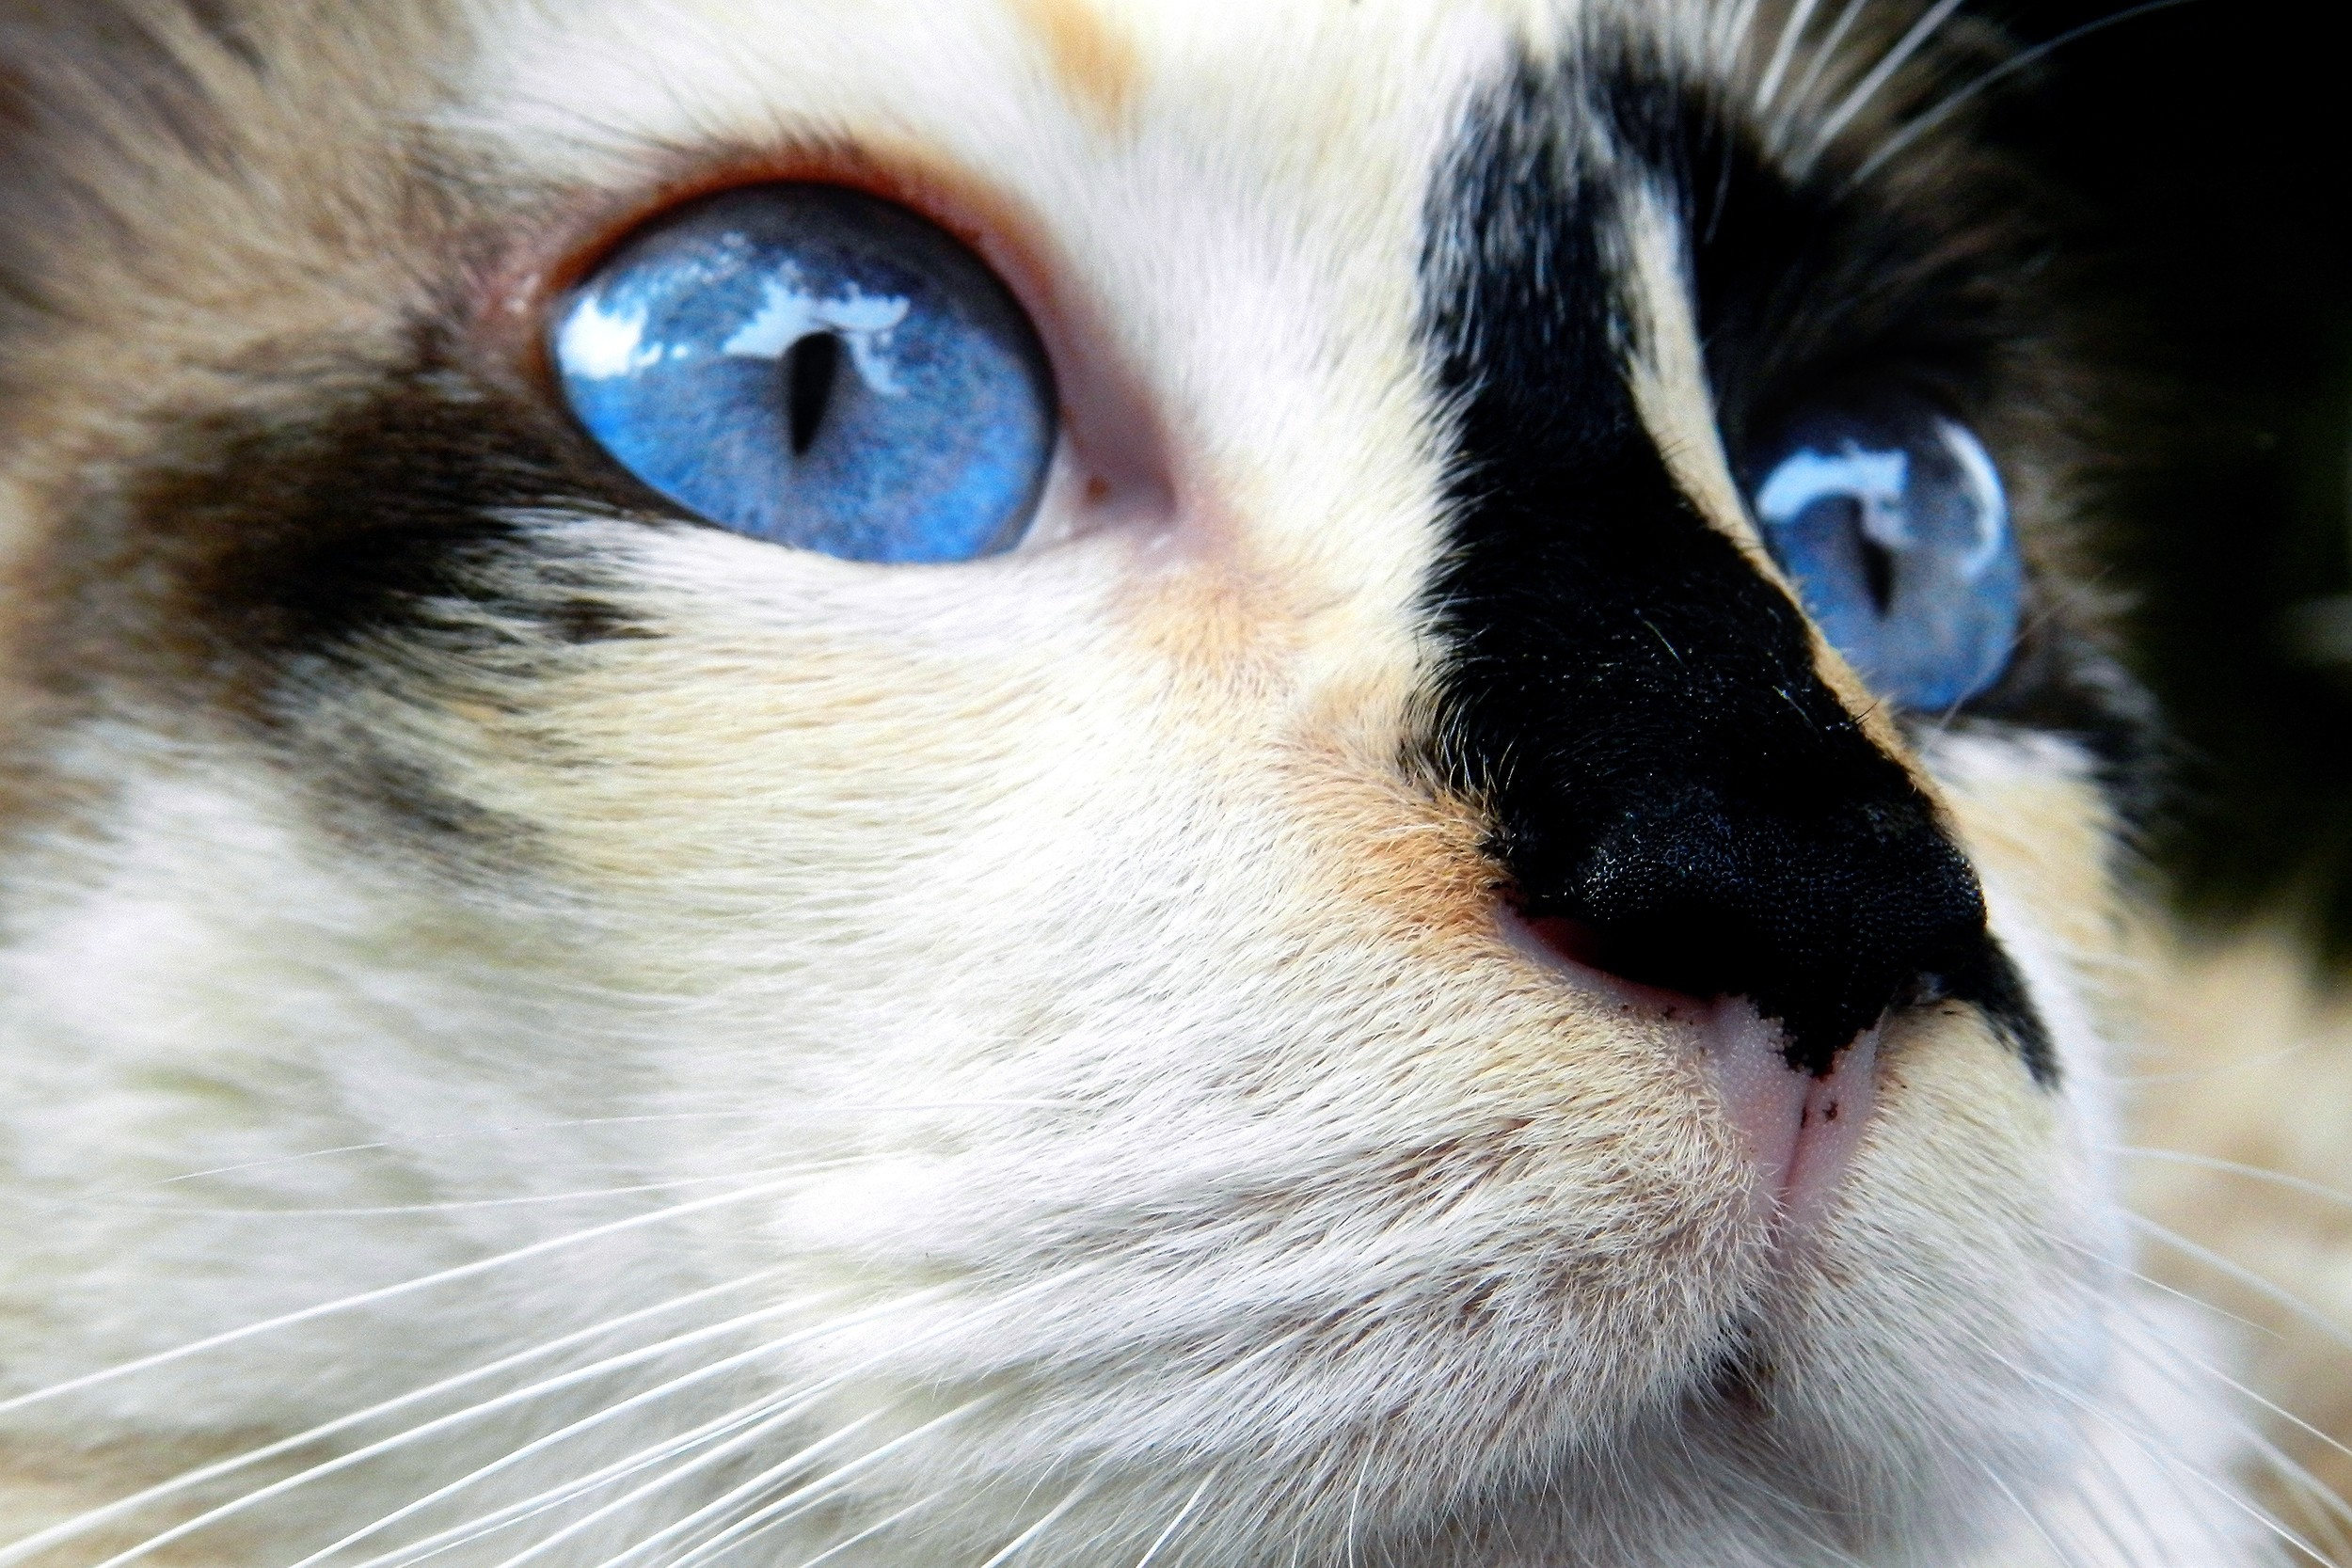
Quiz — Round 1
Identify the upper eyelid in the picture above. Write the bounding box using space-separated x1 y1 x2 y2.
482 147 1056 396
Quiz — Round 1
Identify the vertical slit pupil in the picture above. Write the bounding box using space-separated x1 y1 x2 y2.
785 333 843 457
1858 532 1897 615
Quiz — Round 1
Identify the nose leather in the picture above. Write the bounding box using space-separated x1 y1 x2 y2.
1526 774 1989 1076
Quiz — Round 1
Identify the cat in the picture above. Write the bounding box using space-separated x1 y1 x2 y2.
0 0 2331 1564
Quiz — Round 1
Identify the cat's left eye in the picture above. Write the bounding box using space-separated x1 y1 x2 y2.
1746 400 2024 711
552 184 1057 563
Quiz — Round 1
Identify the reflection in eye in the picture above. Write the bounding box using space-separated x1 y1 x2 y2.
1749 404 2023 711
553 185 1056 564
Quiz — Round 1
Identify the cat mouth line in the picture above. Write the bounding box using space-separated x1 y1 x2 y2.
1499 905 1880 1227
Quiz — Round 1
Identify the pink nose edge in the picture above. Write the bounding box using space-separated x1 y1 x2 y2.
1501 906 1883 1227
1702 999 1881 1228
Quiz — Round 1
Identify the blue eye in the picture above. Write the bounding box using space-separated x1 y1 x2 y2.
553 185 1056 563
1748 402 2023 711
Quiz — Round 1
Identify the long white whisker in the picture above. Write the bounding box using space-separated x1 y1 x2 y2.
1773 0 1866 150
1343 1436 1375 1568
653 1399 998 1568
332 1260 1093 1568
2030 1217 2273 1338
81 1159 873 1219
37 1103 1074 1214
2245 1427 2352 1563
1754 0 1824 109
1713 0 1768 73
1130 1476 1214 1568
2010 1342 2336 1566
974 1477 1098 1568
2109 1032 2318 1086
2101 1310 2352 1560
1971 1453 2092 1568
338 1389 817 1568
70 1288 866 1568
2111 1305 2352 1474
768 1490 943 1568
2110 1146 2352 1214
2076 1395 2200 1568
1936 1299 2232 1568
1791 0 1966 175
2066 1431 2188 1568
0 1269 791 1567
2125 1212 2352 1354
276 1285 958 1568
480 1406 893 1568
2158 1450 2334 1565
1849 0 2198 185
567 1410 893 1568
24 1115 780 1213
0 1176 816 1419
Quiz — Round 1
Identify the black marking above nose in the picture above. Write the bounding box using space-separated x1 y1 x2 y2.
1417 60 2054 1083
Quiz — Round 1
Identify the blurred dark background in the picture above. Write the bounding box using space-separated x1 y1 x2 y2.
1993 1 2352 956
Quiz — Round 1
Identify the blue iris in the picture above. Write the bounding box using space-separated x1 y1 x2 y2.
553 185 1056 563
1748 403 2023 711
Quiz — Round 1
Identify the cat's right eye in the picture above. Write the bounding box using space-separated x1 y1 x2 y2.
1746 398 2024 712
552 184 1057 563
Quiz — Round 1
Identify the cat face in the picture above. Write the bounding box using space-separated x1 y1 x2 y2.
0 2 2207 1565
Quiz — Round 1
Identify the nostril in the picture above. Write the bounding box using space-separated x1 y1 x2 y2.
1519 911 1607 971
1503 896 1722 1020
1497 784 1994 1075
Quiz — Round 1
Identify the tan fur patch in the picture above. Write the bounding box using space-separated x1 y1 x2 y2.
1007 0 1143 133
2133 928 2352 1516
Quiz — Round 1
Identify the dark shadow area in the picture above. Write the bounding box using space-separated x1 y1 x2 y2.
1993 0 2352 955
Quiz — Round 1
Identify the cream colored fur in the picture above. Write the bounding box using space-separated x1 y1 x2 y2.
0 2 2333 1565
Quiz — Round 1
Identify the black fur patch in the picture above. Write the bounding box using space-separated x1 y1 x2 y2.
108 355 646 691
1418 55 2056 1082
1602 60 2159 815
15 331 655 848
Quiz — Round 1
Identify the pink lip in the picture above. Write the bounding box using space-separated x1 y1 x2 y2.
1501 908 1880 1228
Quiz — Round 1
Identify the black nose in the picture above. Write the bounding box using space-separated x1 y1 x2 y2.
1518 782 1992 1074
